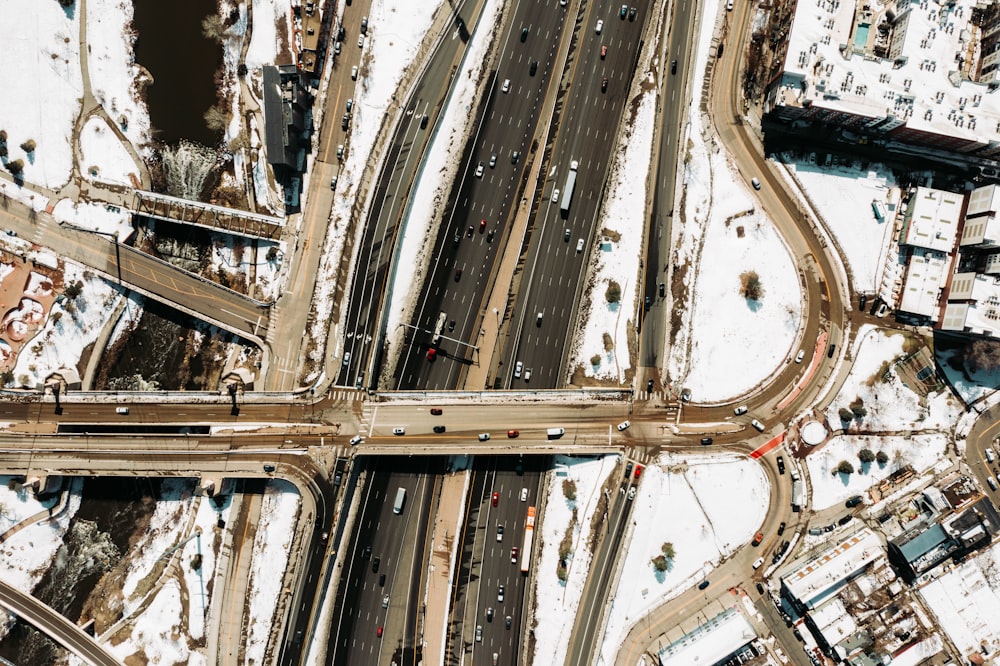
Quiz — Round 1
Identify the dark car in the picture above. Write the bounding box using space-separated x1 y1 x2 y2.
362 545 372 560
625 462 633 478
698 580 710 590
486 230 495 242
420 114 429 129
529 60 538 75
629 6 637 20
433 425 446 433
342 113 350 130
479 218 487 233
647 379 654 392
644 296 652 311
755 582 765 595
838 514 853 526
378 573 386 586
601 77 608 92
827 343 836 358
776 456 785 474
659 282 665 297
520 27 528 42
507 429 519 438
823 524 835 533
431 408 443 415
859 294 868 311
777 521 786 536
455 268 462 281
671 59 677 74
372 557 381 573
846 495 863 508
466 226 474 238
453 233 461 245
700 437 713 445
448 320 456 331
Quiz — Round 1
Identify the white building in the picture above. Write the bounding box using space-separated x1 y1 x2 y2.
781 528 886 610
895 187 962 320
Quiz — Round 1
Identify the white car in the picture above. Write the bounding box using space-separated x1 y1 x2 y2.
524 368 532 382
496 524 504 541
475 162 485 178
576 239 585 252
727 0 733 9
734 405 748 415
627 486 636 501
382 595 389 608
501 78 511 93
552 188 560 203
351 66 358 80
752 557 764 570
479 432 491 441
393 427 406 436
498 585 505 602
514 361 523 379
520 488 528 501
795 349 805 363
489 153 497 168
115 407 130 415
876 302 889 317
595 19 603 33
617 421 631 431
349 435 363 446
358 35 365 47
750 419 765 432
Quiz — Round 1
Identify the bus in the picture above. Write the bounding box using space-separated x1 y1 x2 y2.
520 506 536 574
431 311 447 345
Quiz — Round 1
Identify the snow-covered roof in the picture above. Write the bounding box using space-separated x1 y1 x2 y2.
782 528 885 608
898 247 950 318
811 596 859 647
941 271 1000 334
902 187 961 252
770 0 1000 150
656 607 757 666
961 184 1000 247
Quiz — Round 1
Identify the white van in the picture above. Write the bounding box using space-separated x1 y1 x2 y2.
393 487 407 514
547 427 565 439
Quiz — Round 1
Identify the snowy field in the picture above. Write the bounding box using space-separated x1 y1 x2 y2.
920 539 1000 660
790 162 898 294
79 117 141 187
532 454 620 665
823 326 961 432
598 452 769 665
805 434 949 510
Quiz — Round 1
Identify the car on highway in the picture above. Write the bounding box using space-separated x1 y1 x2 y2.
629 6 637 19
751 531 763 546
492 491 499 506
466 225 474 237
479 433 491 441
520 27 528 42
382 594 389 608
617 421 631 431
795 349 805 363
501 78 511 93
511 546 518 563
454 268 462 281
576 239 585 252
601 77 608 92
431 408 443 415
377 625 383 637
475 162 485 178
595 19 603 33
433 425 446 433
351 66 358 80
511 150 520 164
564 228 571 241
426 348 437 361
634 464 643 479
489 153 497 168
115 407 130 415
752 557 764 570
497 585 504 602
777 521 786 535
505 615 512 629
776 455 785 474
349 435 363 446
378 573 386 586
393 427 406 435
671 59 677 74
479 219 487 233
734 405 748 415
362 545 372 560
514 361 522 378
601 45 608 59
529 60 538 75
372 556 381 572
486 229 494 242
620 4 628 17
647 379 654 392
343 351 351 367
508 429 519 438
524 368 532 381
496 525 504 541
475 625 483 641
700 437 713 445
521 488 528 501
486 607 494 621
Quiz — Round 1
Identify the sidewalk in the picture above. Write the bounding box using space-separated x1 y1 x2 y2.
422 468 471 665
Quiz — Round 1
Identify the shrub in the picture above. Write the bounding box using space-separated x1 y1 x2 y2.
602 332 614 352
876 450 889 464
836 460 855 475
590 354 601 366
64 281 83 299
19 139 35 153
605 280 621 303
858 448 875 463
661 542 675 560
739 270 764 300
651 555 668 572
562 479 577 501
266 246 279 262
838 407 853 422
6 159 23 174
850 397 867 418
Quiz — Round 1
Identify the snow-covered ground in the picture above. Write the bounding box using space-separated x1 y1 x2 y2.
789 162 899 295
598 452 769 665
919 539 1000 660
532 454 619 665
823 326 961 432
805 434 949 510
79 117 140 188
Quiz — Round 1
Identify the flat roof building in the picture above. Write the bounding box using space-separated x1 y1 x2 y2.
782 529 886 610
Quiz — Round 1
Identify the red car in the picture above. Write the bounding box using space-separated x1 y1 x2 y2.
479 218 487 233
430 408 443 415
511 546 518 563
492 491 499 507
377 625 383 637
600 45 607 58
752 531 763 547
633 464 643 479
507 430 519 438
426 348 437 361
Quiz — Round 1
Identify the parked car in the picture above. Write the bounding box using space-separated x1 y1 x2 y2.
752 531 764 547
698 579 710 590
777 521 786 535
846 495 863 508
634 465 643 479
752 557 764 570
776 456 785 474
433 425 446 433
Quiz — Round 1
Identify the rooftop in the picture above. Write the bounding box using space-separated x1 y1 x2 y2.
898 247 950 318
902 187 962 253
783 529 886 608
656 607 757 666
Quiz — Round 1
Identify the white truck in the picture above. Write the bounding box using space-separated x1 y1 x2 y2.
546 427 565 439
560 160 579 214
